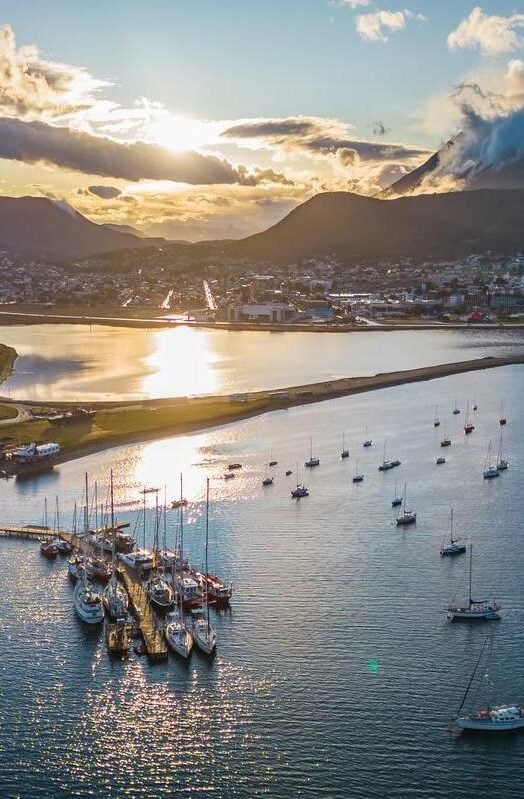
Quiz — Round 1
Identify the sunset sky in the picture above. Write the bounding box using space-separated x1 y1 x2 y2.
0 0 522 239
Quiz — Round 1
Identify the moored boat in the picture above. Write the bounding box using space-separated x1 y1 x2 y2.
447 545 501 620
440 509 466 557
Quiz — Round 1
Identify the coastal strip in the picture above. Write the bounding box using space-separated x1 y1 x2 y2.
0 343 16 384
0 354 523 468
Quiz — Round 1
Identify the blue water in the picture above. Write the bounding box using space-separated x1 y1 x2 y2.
1 364 524 798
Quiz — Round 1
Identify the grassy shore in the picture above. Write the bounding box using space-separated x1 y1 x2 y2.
0 354 523 468
0 343 16 384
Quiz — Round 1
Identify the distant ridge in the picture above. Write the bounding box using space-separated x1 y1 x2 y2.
226 189 524 261
0 196 150 259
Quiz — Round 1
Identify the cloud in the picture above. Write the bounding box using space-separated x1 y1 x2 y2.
0 24 108 118
356 9 425 43
337 0 370 7
448 7 524 56
0 116 291 186
88 185 122 199
221 115 428 163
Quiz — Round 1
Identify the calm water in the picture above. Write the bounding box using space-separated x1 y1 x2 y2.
1 323 524 400
1 364 524 798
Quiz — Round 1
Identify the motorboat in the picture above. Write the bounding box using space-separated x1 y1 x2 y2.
146 574 176 612
73 578 104 624
118 549 154 573
436 456 446 465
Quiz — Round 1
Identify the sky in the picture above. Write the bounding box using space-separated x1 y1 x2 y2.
0 0 522 239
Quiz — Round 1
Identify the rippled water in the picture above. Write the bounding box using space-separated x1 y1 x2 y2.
1 364 524 798
1 323 524 400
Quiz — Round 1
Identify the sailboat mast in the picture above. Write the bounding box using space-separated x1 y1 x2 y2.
44 497 48 529
450 509 454 544
469 545 473 608
110 469 116 585
142 488 146 549
55 495 60 532
84 472 89 535
205 477 210 632
456 631 491 716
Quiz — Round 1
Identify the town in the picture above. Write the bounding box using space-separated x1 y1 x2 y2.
1 245 524 325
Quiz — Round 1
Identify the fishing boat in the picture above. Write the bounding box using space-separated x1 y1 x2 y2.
378 440 401 471
192 479 217 655
352 459 364 483
499 401 507 426
391 483 402 507
447 545 501 620
440 509 466 557
436 456 446 465
483 441 499 479
363 426 372 447
464 402 475 434
396 483 416 526
497 430 508 471
340 432 349 460
103 472 129 623
305 437 320 468
455 633 524 732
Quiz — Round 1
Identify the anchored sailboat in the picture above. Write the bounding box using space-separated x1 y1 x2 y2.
483 440 499 479
497 429 508 471
447 545 501 620
340 432 349 459
440 509 466 557
396 482 416 526
305 437 320 468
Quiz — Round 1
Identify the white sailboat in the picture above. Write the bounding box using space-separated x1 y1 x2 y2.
447 545 501 620
146 489 175 612
304 437 320 468
483 440 499 479
455 632 524 732
165 474 193 659
363 426 372 447
192 478 217 655
291 464 309 498
378 439 401 471
396 482 416 526
463 401 475 434
103 471 129 622
73 483 104 625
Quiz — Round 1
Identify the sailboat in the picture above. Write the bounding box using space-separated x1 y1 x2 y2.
269 448 278 467
463 402 475 434
304 437 320 468
440 423 451 447
455 633 524 732
103 471 129 622
447 545 501 620
146 489 175 612
165 474 194 659
363 426 372 447
262 456 274 486
483 440 499 479
499 401 507 426
497 430 508 471
391 482 402 507
396 482 416 526
433 405 440 428
291 464 309 498
119 486 155 574
340 432 349 459
453 399 461 415
73 478 104 625
440 509 466 557
192 478 217 656
352 459 364 483
378 440 401 471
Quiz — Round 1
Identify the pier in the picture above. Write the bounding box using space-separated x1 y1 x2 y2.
119 568 168 662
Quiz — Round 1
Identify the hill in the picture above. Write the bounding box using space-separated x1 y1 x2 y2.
227 189 524 261
0 197 149 259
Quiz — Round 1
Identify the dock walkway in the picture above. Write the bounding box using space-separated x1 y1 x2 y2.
119 568 168 662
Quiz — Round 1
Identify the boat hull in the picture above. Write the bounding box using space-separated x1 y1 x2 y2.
457 718 524 732
448 609 500 621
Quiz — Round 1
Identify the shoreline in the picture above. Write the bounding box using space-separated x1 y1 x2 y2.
1 354 523 471
1 308 524 333
0 343 17 385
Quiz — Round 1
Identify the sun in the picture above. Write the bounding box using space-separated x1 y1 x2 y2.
149 114 218 153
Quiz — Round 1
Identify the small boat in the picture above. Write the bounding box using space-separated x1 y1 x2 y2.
74 576 104 624
68 554 86 582
165 609 193 659
291 483 309 499
119 549 154 573
499 401 507 426
396 483 416 526
269 449 278 467
171 498 188 509
447 545 501 620
436 456 446 465
483 441 499 479
228 463 242 470
53 538 72 555
269 460 278 467
440 509 466 557
455 632 524 733
203 573 232 606
103 472 129 624
440 424 451 447
40 540 58 558
340 432 349 460
391 483 402 507
262 476 274 486
363 426 372 447
434 405 440 428
453 400 461 415
497 430 508 471
115 532 135 553
224 472 235 480
147 574 176 612
305 437 320 468
285 470 292 476
378 440 400 471
352 459 364 483
105 617 133 655
464 403 474 434
192 479 217 655
90 557 111 584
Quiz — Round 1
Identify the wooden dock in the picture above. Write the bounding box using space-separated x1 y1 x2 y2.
119 568 168 662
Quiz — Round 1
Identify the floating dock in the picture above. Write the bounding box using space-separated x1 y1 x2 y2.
118 568 168 662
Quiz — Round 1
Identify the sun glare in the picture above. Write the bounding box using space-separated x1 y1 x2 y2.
149 114 218 152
